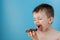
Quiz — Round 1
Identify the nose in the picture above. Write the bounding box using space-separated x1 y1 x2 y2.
34 19 40 25
34 20 40 26
34 19 39 23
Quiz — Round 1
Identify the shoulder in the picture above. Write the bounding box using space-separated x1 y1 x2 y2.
57 31 60 40
58 31 60 36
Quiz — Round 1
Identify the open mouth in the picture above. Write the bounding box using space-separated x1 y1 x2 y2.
37 25 43 31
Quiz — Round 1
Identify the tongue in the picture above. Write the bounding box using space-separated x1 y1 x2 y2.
38 25 42 31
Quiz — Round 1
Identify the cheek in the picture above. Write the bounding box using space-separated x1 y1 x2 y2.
41 20 49 26
39 20 48 24
44 21 48 24
42 20 49 30
42 20 46 23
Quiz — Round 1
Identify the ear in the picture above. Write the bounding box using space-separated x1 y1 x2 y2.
48 17 53 24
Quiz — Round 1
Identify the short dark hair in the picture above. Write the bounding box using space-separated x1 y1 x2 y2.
33 3 54 18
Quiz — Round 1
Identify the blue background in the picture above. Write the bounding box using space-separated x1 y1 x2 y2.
0 0 60 40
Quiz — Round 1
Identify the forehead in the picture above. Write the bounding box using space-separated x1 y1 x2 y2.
33 11 47 18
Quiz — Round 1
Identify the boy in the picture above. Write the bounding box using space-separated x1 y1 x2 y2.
26 4 60 40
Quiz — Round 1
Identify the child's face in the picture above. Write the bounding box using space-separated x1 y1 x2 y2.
33 10 53 31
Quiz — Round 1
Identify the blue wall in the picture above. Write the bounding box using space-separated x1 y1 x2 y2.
0 0 60 40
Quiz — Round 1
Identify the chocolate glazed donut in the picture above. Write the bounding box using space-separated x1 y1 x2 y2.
26 28 37 32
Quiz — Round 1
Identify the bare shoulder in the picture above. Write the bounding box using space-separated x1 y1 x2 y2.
55 30 60 35
56 30 60 40
54 30 60 40
53 29 60 36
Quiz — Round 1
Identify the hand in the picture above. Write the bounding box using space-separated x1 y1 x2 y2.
26 29 39 40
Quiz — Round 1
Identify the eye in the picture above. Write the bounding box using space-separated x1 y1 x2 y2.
38 18 42 20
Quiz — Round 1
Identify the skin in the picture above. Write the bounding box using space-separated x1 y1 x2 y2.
26 10 60 40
